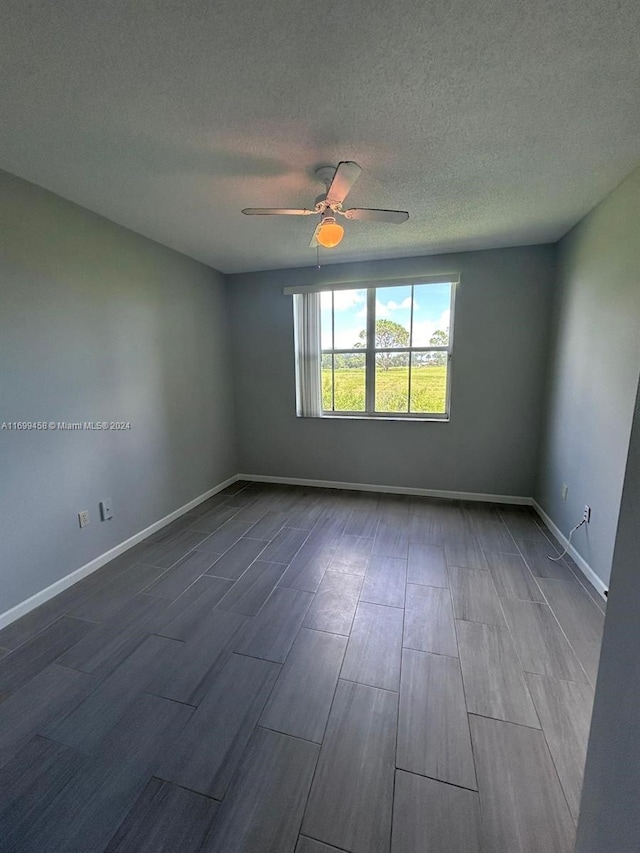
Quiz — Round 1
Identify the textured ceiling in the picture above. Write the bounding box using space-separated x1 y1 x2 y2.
1 0 639 274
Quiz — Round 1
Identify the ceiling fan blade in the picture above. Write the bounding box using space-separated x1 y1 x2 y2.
309 221 322 248
326 161 362 205
344 208 409 224
242 208 315 215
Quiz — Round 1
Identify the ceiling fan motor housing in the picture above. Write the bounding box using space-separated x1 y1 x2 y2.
315 165 337 189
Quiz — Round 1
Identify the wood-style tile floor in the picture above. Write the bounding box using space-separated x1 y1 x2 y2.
0 483 606 852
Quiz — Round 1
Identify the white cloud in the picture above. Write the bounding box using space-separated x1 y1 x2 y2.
334 326 365 348
323 289 366 312
374 295 418 317
412 308 451 346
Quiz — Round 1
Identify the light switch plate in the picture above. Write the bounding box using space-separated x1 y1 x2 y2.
100 499 113 521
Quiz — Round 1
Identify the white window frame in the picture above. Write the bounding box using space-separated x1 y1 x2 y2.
288 274 458 422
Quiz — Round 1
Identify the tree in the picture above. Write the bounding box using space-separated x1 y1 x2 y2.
427 328 449 366
429 329 448 346
357 319 410 370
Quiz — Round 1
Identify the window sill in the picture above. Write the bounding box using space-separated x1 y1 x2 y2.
298 413 450 423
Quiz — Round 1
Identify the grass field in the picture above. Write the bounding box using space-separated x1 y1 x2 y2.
322 366 447 413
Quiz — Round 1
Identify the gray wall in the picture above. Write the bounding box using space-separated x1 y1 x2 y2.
0 170 237 614
228 246 556 497
536 166 640 586
575 376 640 853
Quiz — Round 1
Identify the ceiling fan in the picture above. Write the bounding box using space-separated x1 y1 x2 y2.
242 161 409 249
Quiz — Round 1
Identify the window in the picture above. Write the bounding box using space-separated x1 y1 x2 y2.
292 276 457 420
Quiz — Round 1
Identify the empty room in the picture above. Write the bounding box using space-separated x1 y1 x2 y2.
1 1 639 851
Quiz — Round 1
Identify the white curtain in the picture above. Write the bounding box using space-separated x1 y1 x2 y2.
293 291 322 416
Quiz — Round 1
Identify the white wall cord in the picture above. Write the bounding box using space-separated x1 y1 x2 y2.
547 518 586 561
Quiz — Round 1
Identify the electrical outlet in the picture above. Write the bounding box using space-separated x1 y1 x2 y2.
78 510 89 528
100 499 113 521
561 484 568 501
583 505 591 523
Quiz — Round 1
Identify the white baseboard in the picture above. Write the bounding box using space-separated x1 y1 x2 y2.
532 500 608 601
238 473 531 505
0 474 240 632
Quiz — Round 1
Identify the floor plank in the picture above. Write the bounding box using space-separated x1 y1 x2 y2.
245 510 289 540
143 549 218 598
188 503 242 533
407 505 444 545
406 543 448 587
573 640 602 687
302 680 397 853
305 515 348 550
71 561 170 622
443 532 488 570
485 551 545 602
14 693 193 853
303 571 363 636
448 565 506 626
516 539 577 581
340 602 403 692
344 508 380 538
525 673 594 821
216 560 286 616
296 838 344 853
201 727 319 853
536 577 605 647
148 609 247 705
500 510 549 542
329 534 373 575
0 735 88 849
56 593 168 676
277 545 334 593
0 664 95 769
372 521 409 559
235 587 314 663
141 529 211 569
196 520 253 553
104 778 219 853
0 616 94 697
456 620 540 727
403 584 458 657
259 527 310 564
470 714 575 852
0 551 134 650
207 537 269 580
391 769 482 853
397 649 477 789
46 634 184 752
502 599 588 683
360 554 407 608
157 653 279 799
472 520 519 553
260 628 347 743
152 575 235 640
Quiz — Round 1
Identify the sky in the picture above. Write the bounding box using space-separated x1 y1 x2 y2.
321 283 452 349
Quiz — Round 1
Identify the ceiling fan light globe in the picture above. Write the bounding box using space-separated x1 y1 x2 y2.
317 220 344 248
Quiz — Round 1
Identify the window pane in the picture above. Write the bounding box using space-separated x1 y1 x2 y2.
410 352 448 414
374 286 412 348
375 353 409 413
334 353 366 411
321 353 333 410
411 283 452 346
323 288 368 349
